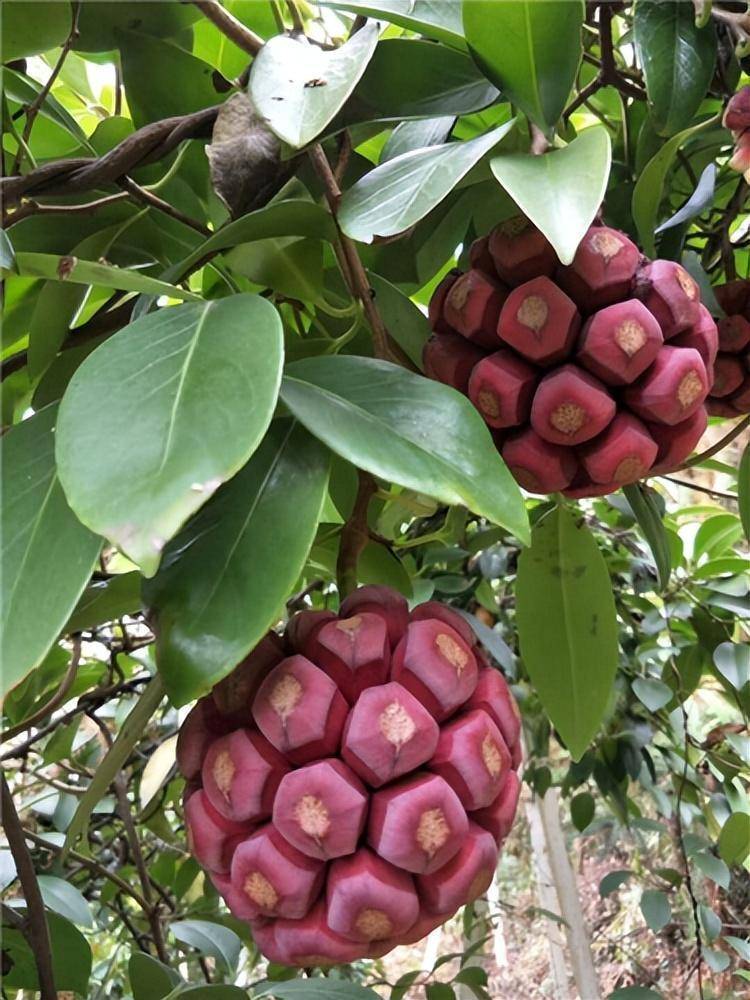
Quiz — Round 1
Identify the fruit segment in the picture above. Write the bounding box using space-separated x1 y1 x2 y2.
211 632 286 725
176 697 230 781
409 601 475 647
579 412 658 486
648 408 708 474
718 314 750 353
557 225 640 310
577 299 663 385
634 260 700 338
304 610 390 704
497 275 580 366
184 789 253 874
468 350 538 429
501 427 578 493
423 332 486 394
531 364 616 446
202 728 289 824
271 901 363 966
391 619 478 721
416 822 498 915
340 584 410 647
326 847 420 943
428 708 511 810
465 668 522 759
230 824 324 919
712 354 745 397
428 270 461 335
624 346 708 425
471 770 522 845
488 215 557 285
444 269 507 349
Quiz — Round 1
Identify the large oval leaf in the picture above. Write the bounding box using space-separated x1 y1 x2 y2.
463 0 584 133
144 422 329 706
516 506 619 760
634 0 716 137
339 121 515 243
490 126 611 265
320 1 465 49
1 405 101 699
56 296 283 577
249 24 379 148
280 356 529 543
1 1 72 61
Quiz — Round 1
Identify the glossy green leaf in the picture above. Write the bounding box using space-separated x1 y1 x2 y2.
225 237 323 303
640 889 671 931
632 676 672 712
381 117 455 162
634 0 716 136
320 1 465 48
693 851 730 889
463 0 584 132
255 981 381 1000
599 870 631 896
171 920 241 974
37 875 93 928
367 272 430 367
0 229 15 270
693 513 743 562
129 953 182 1000
571 792 595 831
624 483 671 590
2 911 91 995
339 121 514 243
56 296 283 576
4 68 91 148
1 1 72 60
1 406 101 699
144 422 329 706
249 24 379 148
632 115 717 255
490 127 611 265
718 811 750 866
74 1 201 52
65 573 142 633
739 441 750 542
280 356 529 543
516 507 619 760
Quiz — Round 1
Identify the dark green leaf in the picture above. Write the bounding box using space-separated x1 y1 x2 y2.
320 1 465 48
171 920 242 974
634 0 716 136
599 870 631 896
226 237 323 303
632 676 672 712
703 947 730 973
280 356 529 543
37 875 93 927
65 573 142 633
718 811 750 866
640 889 671 931
623 483 671 589
516 507 619 760
2 911 92 994
74 1 201 52
698 904 722 942
367 272 430 367
145 422 329 706
249 25 379 148
463 0 584 132
0 229 15 270
608 990 663 1000
426 986 456 1000
339 122 515 243
693 852 730 889
490 126 611 265
1 406 101 699
129 953 182 1000
571 792 595 831
739 442 750 542
1 1 72 60
56 296 283 576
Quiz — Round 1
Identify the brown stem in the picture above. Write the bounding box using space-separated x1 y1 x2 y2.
659 475 737 501
286 0 305 33
336 471 377 597
307 143 416 369
3 191 131 228
1 638 82 743
1 772 57 999
11 1 81 174
118 176 211 235
191 0 264 55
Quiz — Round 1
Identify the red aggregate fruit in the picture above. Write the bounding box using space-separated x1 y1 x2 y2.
579 412 658 486
423 214 714 495
648 408 708 474
711 354 745 398
530 364 616 446
557 225 641 309
718 314 750 353
497 276 580 365
489 215 557 284
468 350 538 428
443 269 507 349
179 586 522 966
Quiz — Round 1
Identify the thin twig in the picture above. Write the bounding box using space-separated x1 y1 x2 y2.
4 191 131 228
336 471 377 597
659 475 737 501
11 1 81 174
191 0 264 55
678 413 750 469
119 176 211 235
1 772 57 999
2 638 82 743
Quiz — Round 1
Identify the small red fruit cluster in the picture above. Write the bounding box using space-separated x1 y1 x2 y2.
706 279 750 417
178 586 521 967
725 85 750 183
424 218 716 497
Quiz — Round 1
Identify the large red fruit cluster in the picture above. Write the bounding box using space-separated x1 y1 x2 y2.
177 586 521 967
706 279 750 417
424 218 716 497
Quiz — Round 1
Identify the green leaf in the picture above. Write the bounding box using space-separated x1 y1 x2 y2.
1 406 101 699
65 572 142 633
171 920 242 975
367 272 430 368
225 237 323 304
0 228 15 270
694 513 743 562
632 676 672 712
17 250 200 304
249 24 379 148
320 1 465 48
726 935 750 963
129 953 182 1000
62 677 165 859
738 442 750 542
280 356 529 543
631 115 717 256
655 162 716 235
599 870 631 897
2 911 91 995
640 889 671 931
382 117 455 162
718 812 750 866
426 986 456 1000
634 0 716 136
515 507 619 760
144 422 329 706
571 791 595 832
623 483 671 590
713 642 750 691
698 904 722 942
179 988 248 999
463 0 584 132
56 296 283 576
608 990 663 1000
1 1 72 60
490 127 612 265
339 122 515 243
117 30 221 129
703 947 730 973
74 1 201 52
4 68 91 148
693 852 730 889
256 981 381 1000
37 875 93 928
